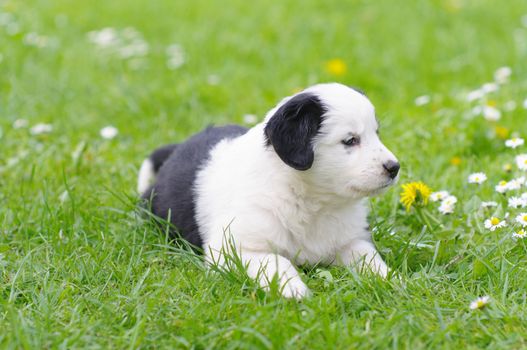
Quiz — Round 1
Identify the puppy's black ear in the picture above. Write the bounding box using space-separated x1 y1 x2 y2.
264 92 326 170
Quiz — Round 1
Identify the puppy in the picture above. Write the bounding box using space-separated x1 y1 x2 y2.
138 83 399 299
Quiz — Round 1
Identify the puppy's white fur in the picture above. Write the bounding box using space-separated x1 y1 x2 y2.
194 83 398 298
137 158 155 194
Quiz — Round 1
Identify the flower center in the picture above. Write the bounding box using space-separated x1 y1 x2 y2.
523 215 527 222
491 217 500 225
499 181 507 186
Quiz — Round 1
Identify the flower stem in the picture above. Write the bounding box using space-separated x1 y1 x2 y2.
416 207 436 232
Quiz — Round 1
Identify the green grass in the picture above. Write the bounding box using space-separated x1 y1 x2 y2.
2 0 527 348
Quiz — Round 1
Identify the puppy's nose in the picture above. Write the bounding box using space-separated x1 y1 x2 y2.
383 160 400 179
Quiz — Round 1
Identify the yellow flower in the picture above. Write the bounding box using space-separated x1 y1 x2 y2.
450 157 462 166
495 126 509 139
325 59 347 76
400 182 432 211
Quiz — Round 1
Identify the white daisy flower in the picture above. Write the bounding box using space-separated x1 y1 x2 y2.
484 217 507 231
0 12 15 26
482 106 501 121
504 101 517 111
522 192 527 200
442 195 458 205
495 180 509 193
167 55 185 69
507 178 523 191
87 27 118 47
243 114 258 125
513 176 525 186
512 229 527 239
23 32 49 48
437 195 457 215
505 137 524 149
207 74 221 86
516 212 527 226
516 154 527 171
118 41 149 59
100 126 119 139
470 106 483 117
470 296 490 310
166 44 185 70
414 95 431 106
508 196 527 209
12 119 29 129
466 89 484 102
430 191 450 202
30 123 53 135
494 66 512 84
523 98 527 109
481 201 498 208
87 27 149 61
481 83 498 94
6 22 20 36
468 172 487 184
438 201 455 215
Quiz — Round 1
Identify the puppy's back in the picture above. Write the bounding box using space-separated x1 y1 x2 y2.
143 125 248 248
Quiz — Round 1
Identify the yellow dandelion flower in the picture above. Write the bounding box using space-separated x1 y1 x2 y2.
450 157 462 166
495 126 509 139
400 181 432 211
325 59 347 76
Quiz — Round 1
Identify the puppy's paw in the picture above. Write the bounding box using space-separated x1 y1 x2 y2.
280 276 311 300
372 259 388 278
240 251 310 299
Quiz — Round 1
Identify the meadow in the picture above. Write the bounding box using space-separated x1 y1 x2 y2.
1 0 527 348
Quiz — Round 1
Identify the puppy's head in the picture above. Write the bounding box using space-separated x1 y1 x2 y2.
264 83 399 198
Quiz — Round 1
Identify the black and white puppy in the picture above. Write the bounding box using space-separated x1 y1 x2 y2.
138 83 400 299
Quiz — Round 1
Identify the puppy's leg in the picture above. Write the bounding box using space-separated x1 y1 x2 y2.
241 251 310 299
338 239 388 277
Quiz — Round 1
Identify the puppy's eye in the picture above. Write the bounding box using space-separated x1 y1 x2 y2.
341 136 360 146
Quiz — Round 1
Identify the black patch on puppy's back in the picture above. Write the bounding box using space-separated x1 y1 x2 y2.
150 144 179 172
143 125 248 248
264 92 327 171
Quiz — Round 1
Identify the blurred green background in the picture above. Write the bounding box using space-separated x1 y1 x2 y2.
1 0 527 348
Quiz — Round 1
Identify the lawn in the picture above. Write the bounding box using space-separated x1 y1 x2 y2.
1 0 527 348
